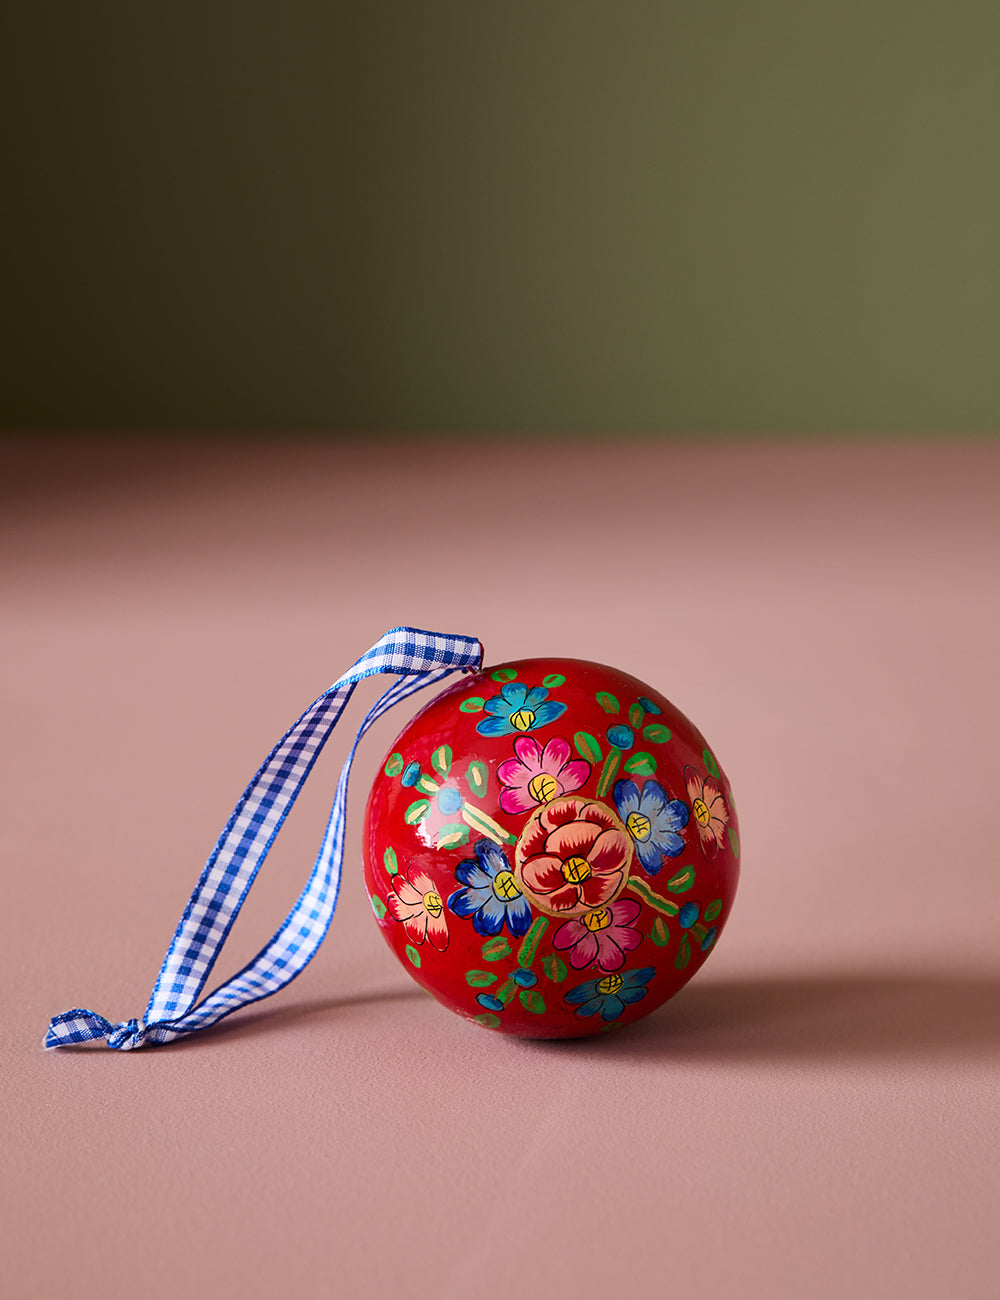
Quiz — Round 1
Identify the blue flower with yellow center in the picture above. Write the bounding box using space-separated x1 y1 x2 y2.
476 682 567 737
613 778 689 875
565 967 656 1021
447 839 533 937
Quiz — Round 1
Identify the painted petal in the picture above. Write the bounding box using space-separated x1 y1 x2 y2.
531 700 567 729
409 868 435 896
393 876 423 906
518 813 550 859
498 757 531 786
426 909 449 951
546 819 602 861
703 776 723 804
477 715 515 737
523 686 549 710
448 886 486 919
500 682 528 707
619 986 650 1007
565 979 600 1006
568 931 600 970
483 695 512 716
609 925 642 956
455 860 491 890
587 829 632 876
634 836 664 875
652 799 690 833
600 997 626 1022
476 841 510 877
707 793 730 826
572 997 604 1019
402 914 428 945
624 967 656 988
521 854 567 894
541 736 572 770
683 766 703 802
472 894 508 937
513 735 543 767
552 919 588 951
637 780 671 815
709 816 729 847
579 869 623 909
577 801 618 831
557 760 591 794
699 826 719 858
610 898 642 926
594 933 627 972
548 884 583 912
506 896 534 938
613 778 641 818
500 785 538 815
541 798 588 830
387 894 424 922
653 830 685 859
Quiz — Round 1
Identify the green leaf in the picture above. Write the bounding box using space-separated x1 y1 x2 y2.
496 976 518 1006
465 970 498 988
430 744 453 777
383 846 398 876
405 944 421 968
642 723 672 744
675 934 691 970
436 823 470 850
628 702 644 728
704 899 722 923
517 917 548 968
666 866 696 893
728 827 739 859
465 760 488 797
651 915 670 946
384 752 404 777
415 774 440 795
596 747 621 798
519 989 546 1014
542 673 566 688
703 748 721 779
491 668 518 683
574 731 603 764
370 894 386 920
474 1013 501 1028
459 696 486 713
596 691 620 714
624 751 657 777
404 799 430 825
482 937 512 962
541 953 567 983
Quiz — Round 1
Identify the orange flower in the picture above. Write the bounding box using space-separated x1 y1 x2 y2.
515 797 632 917
387 866 449 950
684 766 729 857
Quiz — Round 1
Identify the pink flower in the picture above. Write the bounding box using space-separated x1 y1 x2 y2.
552 898 643 972
387 866 449 950
684 766 730 858
515 797 632 918
498 736 591 815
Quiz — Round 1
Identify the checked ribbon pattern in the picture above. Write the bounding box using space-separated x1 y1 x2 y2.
45 627 483 1050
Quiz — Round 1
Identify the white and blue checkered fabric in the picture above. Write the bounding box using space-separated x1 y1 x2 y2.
45 627 483 1050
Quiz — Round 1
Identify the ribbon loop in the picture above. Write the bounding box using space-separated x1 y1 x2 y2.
45 627 483 1050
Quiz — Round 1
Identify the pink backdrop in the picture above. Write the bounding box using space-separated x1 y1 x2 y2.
3 435 998 1298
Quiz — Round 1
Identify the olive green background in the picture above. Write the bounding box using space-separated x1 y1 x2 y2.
3 3 999 432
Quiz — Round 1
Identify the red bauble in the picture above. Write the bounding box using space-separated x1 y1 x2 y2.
363 659 739 1038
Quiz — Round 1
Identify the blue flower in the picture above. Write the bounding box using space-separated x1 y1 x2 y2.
447 839 533 937
476 682 567 737
565 967 656 1021
613 778 689 875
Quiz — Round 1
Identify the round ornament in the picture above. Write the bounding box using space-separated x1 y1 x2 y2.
364 657 739 1038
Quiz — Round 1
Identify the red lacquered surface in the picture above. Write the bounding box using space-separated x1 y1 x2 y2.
364 657 740 1037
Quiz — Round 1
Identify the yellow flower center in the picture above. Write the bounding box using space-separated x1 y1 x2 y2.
509 708 536 731
597 974 624 996
528 772 560 804
492 870 521 901
583 907 612 932
693 798 711 827
423 891 443 917
561 855 592 885
626 811 651 842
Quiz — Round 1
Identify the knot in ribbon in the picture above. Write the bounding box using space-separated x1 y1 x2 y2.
44 1011 148 1051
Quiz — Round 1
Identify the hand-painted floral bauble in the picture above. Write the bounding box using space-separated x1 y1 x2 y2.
363 659 740 1038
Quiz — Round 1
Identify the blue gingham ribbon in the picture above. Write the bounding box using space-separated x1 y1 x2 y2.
45 627 483 1050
